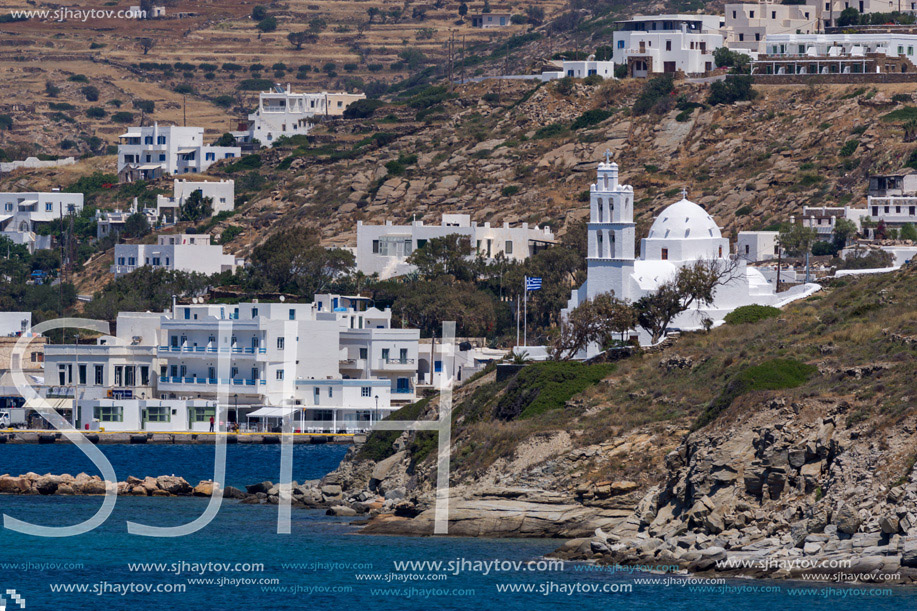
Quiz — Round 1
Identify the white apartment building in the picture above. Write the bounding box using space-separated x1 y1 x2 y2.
155 179 234 221
753 33 917 75
246 85 366 147
117 124 241 182
725 2 819 52
78 398 218 433
355 214 555 279
418 338 507 388
800 206 869 237
736 231 780 261
0 191 84 252
612 15 726 78
112 233 239 277
866 169 917 235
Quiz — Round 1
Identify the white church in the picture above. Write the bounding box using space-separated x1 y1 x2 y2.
563 156 804 349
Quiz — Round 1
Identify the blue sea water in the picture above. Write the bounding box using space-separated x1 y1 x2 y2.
0 444 915 610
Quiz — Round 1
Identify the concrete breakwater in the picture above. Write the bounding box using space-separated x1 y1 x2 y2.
0 431 355 445
0 472 237 497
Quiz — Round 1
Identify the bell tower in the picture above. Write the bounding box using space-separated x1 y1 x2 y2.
586 152 636 301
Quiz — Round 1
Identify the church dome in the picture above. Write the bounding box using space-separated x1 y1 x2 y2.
647 197 722 240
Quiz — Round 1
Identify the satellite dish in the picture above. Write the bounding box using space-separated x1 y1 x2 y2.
279 295 286 302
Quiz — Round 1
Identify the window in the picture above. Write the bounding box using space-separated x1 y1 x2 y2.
617 40 624 49
144 406 171 423
78 364 87 385
145 136 153 145
276 370 284 380
382 348 390 361
665 40 672 51
205 152 215 161
125 366 135 386
208 366 215 381
277 337 285 350
190 406 215 423
289 308 296 320
45 202 53 211
328 386 333 397
359 348 367 359
661 248 669 260
361 387 371 397
505 240 513 255
157 135 166 145
94 405 123 422
114 366 123 386
372 239 380 254
95 365 104 385
159 154 166 161
252 307 258 318
434 360 442 373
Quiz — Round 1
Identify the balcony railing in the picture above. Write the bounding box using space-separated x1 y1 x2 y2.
385 358 416 365
158 346 267 354
392 387 415 394
159 376 266 386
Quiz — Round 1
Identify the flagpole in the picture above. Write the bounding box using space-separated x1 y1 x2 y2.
515 295 520 347
523 277 527 348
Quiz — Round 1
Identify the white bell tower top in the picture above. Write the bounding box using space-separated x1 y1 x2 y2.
589 151 634 261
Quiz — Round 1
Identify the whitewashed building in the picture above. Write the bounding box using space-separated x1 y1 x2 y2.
563 157 793 350
801 206 869 237
0 191 83 252
117 124 241 181
418 338 506 388
612 14 726 77
737 231 780 261
246 86 366 147
471 13 512 28
356 214 554 279
112 233 240 277
724 2 819 53
540 58 617 80
156 179 234 221
753 33 917 75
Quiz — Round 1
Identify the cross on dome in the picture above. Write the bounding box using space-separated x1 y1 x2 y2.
604 149 612 165
681 187 688 200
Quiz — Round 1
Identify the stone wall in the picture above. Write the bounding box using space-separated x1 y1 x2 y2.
754 73 917 85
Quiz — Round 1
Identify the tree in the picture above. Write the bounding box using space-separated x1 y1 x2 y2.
900 223 917 242
179 190 213 222
779 222 818 282
458 2 468 19
257 16 277 32
875 219 888 240
308 17 327 34
482 0 491 13
708 75 756 105
837 7 860 27
552 293 636 360
251 5 267 20
367 7 380 23
832 217 858 249
138 37 155 55
215 132 237 147
635 259 737 344
406 235 475 282
247 228 355 296
287 31 317 50
525 6 545 25
122 212 150 238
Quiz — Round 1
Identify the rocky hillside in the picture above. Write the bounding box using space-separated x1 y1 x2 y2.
286 263 917 583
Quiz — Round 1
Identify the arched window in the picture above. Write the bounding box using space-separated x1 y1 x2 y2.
597 232 604 258
596 198 603 222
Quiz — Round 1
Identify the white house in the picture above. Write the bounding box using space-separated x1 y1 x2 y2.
724 2 820 53
356 214 554 279
0 191 83 251
737 231 779 261
563 156 791 350
540 58 617 81
155 179 234 221
800 206 869 237
78 398 217 433
246 86 366 147
471 13 512 28
865 169 917 236
417 338 506 388
112 233 240 277
117 124 241 182
612 14 726 78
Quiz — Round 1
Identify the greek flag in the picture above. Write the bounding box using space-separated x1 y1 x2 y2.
525 276 542 291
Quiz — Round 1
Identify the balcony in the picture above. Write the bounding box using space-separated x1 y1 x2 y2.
376 357 417 371
158 376 266 386
158 345 267 355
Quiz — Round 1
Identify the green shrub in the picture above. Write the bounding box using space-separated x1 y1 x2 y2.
571 109 613 130
223 154 262 173
67 74 89 82
238 78 273 91
694 359 817 429
110 111 134 123
724 305 781 325
342 98 384 119
501 185 520 197
839 139 860 157
534 123 568 139
85 107 106 119
632 75 674 115
493 362 616 420
708 75 756 106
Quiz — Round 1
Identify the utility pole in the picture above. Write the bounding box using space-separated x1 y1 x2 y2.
183 94 187 127
461 35 466 84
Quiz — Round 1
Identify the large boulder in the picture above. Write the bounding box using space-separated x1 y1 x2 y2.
246 481 273 495
156 475 192 495
902 537 917 568
327 505 357 517
192 481 218 497
34 475 60 495
834 503 862 535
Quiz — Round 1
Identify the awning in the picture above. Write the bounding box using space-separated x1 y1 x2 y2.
176 148 197 154
23 398 73 411
136 164 163 170
119 131 141 138
247 406 300 418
